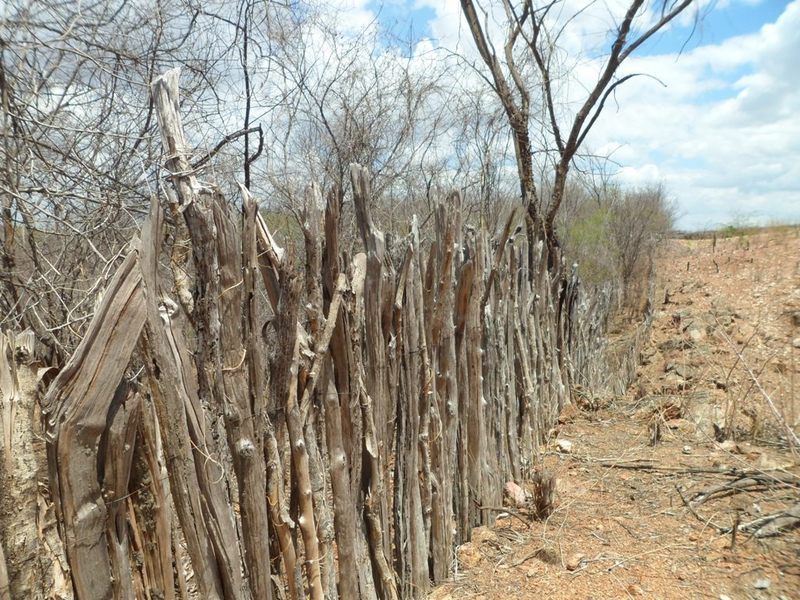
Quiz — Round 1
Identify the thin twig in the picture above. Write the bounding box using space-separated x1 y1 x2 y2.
476 504 532 529
675 485 726 533
714 316 800 453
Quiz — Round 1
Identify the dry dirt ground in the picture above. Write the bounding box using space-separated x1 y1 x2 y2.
428 228 800 600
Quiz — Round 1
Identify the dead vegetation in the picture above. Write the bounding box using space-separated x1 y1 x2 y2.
428 227 800 600
0 71 653 599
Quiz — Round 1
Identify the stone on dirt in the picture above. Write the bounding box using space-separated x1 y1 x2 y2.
626 584 645 596
456 526 497 570
664 361 695 380
734 323 756 344
564 552 585 571
471 526 497 545
534 545 560 565
557 439 574 454
503 481 527 508
718 440 741 453
658 337 692 353
457 542 482 570
664 418 694 434
687 327 706 342
429 588 453 600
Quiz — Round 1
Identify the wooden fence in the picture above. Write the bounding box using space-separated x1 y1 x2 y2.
0 70 649 600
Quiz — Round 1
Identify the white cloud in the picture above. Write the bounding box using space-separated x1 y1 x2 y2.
618 163 663 185
261 0 800 230
319 0 378 33
585 0 800 228
414 0 800 229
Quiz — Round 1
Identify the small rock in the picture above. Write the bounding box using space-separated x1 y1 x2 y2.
735 323 756 344
664 418 688 430
791 311 800 327
718 440 741 453
719 595 732 600
658 338 691 353
626 584 645 596
753 578 770 590
456 543 482 569
757 454 783 470
792 337 800 349
688 327 706 342
557 439 573 454
716 314 734 327
503 481 527 508
682 445 693 455
663 373 691 392
564 552 584 571
533 545 559 565
665 362 695 380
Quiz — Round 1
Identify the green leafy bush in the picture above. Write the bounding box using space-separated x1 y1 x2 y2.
560 181 674 310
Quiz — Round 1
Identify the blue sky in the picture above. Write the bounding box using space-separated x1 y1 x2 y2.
641 1 788 52
368 0 800 229
356 0 799 229
598 0 800 229
367 1 436 42
369 1 789 52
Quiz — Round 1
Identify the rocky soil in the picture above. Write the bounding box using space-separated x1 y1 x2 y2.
428 227 800 600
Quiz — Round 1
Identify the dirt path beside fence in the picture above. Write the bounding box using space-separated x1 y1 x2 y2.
429 228 800 600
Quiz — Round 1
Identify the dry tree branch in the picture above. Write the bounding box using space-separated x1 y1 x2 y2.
714 316 800 453
191 125 262 170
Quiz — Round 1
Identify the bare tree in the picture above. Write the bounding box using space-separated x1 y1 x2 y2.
459 0 697 250
609 183 674 295
0 0 237 357
253 13 447 223
450 88 518 224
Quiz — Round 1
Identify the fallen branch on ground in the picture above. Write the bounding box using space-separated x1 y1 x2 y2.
675 485 727 534
476 504 532 529
737 502 800 538
676 485 800 539
714 316 800 453
586 457 799 480
689 472 799 506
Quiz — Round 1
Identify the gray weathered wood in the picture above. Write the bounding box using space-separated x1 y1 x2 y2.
29 70 650 600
